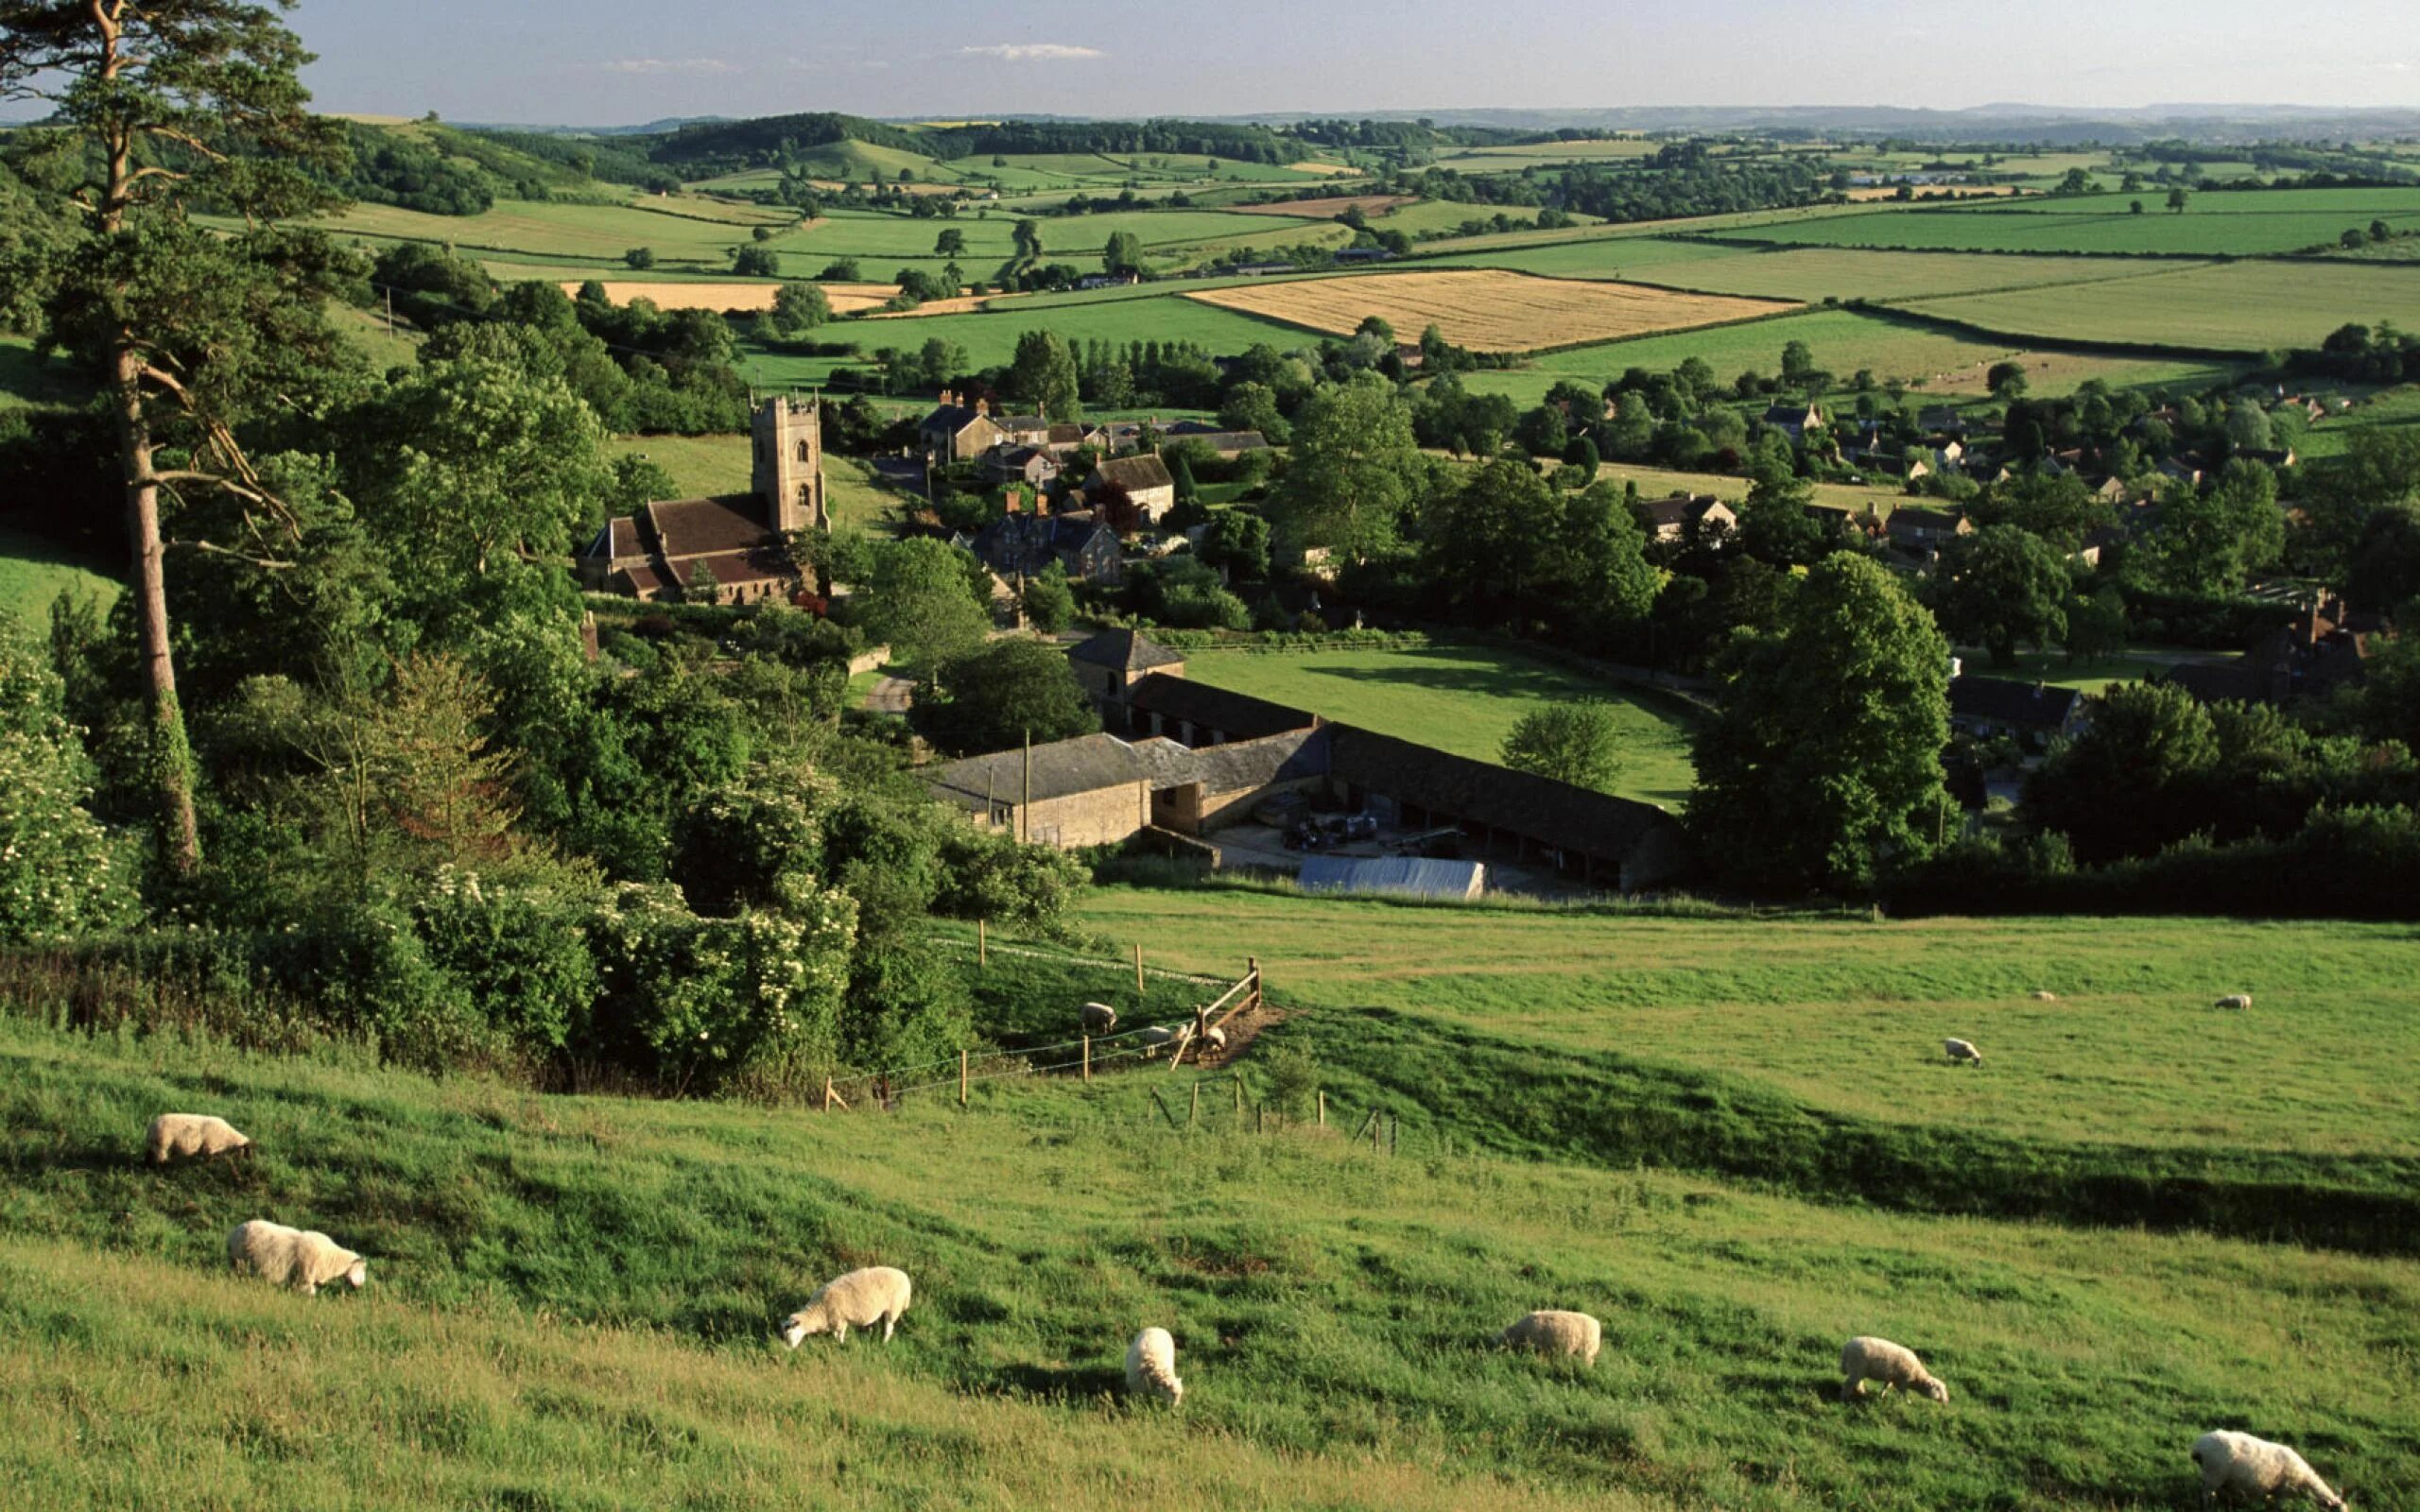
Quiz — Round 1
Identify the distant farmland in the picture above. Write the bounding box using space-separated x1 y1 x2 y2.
1706 188 2420 257
1187 268 1793 352
1901 259 2420 353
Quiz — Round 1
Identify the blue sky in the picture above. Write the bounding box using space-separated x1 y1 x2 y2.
162 0 2420 124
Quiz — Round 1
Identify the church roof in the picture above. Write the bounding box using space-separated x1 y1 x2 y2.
644 495 779 562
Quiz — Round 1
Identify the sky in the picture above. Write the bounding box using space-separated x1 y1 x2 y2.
98 0 2420 124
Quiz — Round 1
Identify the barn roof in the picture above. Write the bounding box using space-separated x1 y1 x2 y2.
1068 627 1184 673
1947 676 2080 730
1298 855 1485 901
1325 725 1680 863
1125 674 1317 741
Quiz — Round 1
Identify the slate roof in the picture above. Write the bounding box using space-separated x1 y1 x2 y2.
1298 855 1486 901
926 729 1321 813
1947 677 2081 731
1639 492 1726 529
1094 454 1176 493
1125 673 1318 742
1068 627 1184 673
1324 725 1681 863
645 495 779 559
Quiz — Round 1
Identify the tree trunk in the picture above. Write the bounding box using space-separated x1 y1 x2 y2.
114 342 200 875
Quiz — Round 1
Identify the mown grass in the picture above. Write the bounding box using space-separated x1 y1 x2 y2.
1180 642 1700 807
1903 259 2420 355
1 1010 2412 1510
1712 194 2420 257
739 294 1308 387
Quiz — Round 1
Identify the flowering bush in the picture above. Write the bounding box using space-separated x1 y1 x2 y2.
0 611 137 946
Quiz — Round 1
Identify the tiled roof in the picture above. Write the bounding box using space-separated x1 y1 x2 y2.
1068 627 1184 673
1126 673 1316 741
646 495 779 560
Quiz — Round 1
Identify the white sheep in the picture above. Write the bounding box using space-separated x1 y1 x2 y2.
2031 990 2059 1002
1125 1326 1184 1405
1080 1002 1117 1035
782 1265 913 1347
226 1219 366 1296
147 1112 253 1165
2216 993 2254 1011
1944 1038 1984 1067
1840 1335 1949 1403
1201 1024 1229 1055
1136 1023 1194 1059
1499 1309 1602 1366
2190 1430 2344 1510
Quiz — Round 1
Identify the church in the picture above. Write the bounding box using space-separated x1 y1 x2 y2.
578 395 828 602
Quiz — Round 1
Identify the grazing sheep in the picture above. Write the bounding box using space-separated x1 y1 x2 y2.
1840 1336 1949 1403
1944 1038 1984 1067
1201 1024 1228 1055
226 1220 366 1296
1125 1326 1184 1405
1499 1310 1602 1366
782 1265 913 1347
1136 1023 1194 1059
2031 990 2059 1002
1080 1002 1117 1035
2191 1431 2344 1510
2216 993 2254 1011
147 1112 253 1166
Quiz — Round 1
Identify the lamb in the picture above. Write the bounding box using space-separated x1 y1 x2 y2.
1840 1335 1949 1403
226 1219 366 1296
1125 1326 1184 1405
1080 1002 1117 1035
2031 990 2059 1002
147 1112 254 1165
1944 1038 1984 1067
2216 993 2254 1011
2190 1431 2344 1510
782 1265 913 1347
1498 1309 1602 1366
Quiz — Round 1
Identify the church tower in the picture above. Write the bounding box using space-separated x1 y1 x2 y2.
752 394 828 534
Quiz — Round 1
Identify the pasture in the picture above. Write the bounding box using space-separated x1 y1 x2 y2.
2 894 2415 1511
1625 249 2202 303
1707 189 2420 257
0 333 86 410
0 523 120 622
1901 259 2420 355
1181 641 1700 806
739 293 1306 387
1188 268 1794 353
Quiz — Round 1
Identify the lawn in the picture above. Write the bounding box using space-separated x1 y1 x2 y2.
3 900 2415 1510
1585 461 1912 521
1947 643 2222 692
1902 259 2420 354
0 522 120 622
2295 384 2420 459
1181 642 1700 807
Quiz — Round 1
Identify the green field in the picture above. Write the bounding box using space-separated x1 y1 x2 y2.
938 150 1344 194
1628 249 2208 303
1586 461 1912 522
1455 307 2231 408
1182 643 1700 807
3 893 2415 1510
1707 190 2420 256
2295 385 2420 459
0 522 120 622
1902 259 2420 354
277 194 797 270
0 334 86 410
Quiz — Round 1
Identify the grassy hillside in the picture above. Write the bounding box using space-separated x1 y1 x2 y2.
1901 259 2420 355
0 522 119 622
3 895 2415 1511
1181 643 1701 807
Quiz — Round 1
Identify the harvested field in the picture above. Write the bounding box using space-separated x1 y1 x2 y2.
1285 161 1359 176
1229 194 1414 218
556 280 901 315
1187 268 1793 353
1843 184 2024 201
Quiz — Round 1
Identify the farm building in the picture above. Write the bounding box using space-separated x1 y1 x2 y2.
1639 492 1737 543
1067 628 1187 716
1299 855 1486 902
1163 422 1272 458
578 396 821 601
927 729 1328 849
1119 674 1320 747
1086 454 1179 524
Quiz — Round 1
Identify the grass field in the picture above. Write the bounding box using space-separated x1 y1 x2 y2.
1453 307 2231 407
1623 249 2209 303
1189 269 1793 353
738 294 1308 388
1421 235 1755 280
598 438 900 533
0 333 86 410
1707 191 2420 257
3 893 2415 1510
1585 461 1912 522
1901 259 2420 354
1182 642 1700 807
0 522 120 622
2295 385 2420 459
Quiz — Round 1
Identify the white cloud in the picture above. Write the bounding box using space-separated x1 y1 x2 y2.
600 58 739 76
957 43 1107 61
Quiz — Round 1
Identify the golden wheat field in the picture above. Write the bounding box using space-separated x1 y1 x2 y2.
555 281 924 315
1186 268 1795 352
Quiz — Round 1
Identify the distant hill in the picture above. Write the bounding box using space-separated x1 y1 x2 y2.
1209 103 2420 146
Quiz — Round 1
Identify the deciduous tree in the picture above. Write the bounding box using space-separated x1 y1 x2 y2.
1500 702 1623 794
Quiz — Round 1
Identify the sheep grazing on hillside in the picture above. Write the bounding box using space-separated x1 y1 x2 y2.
2190 1431 2344 1510
1944 1039 1984 1067
1136 1023 1194 1059
1125 1326 1184 1405
147 1112 253 1166
1080 1002 1117 1035
1840 1336 1949 1404
2216 993 2254 1011
226 1220 366 1296
2031 990 2059 1002
782 1265 913 1347
1499 1310 1602 1366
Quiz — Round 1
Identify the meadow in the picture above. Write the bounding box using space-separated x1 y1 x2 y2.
0 333 83 410
1190 268 1791 352
739 294 1307 387
1901 259 2420 355
1706 191 2420 257
0 522 120 622
1 892 2414 1510
1180 642 1700 807
1618 248 2206 303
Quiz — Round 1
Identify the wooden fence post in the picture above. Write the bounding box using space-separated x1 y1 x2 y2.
1134 942 1145 997
959 1049 968 1108
977 917 987 970
1256 1107 1265 1135
1082 1035 1091 1083
1317 1090 1325 1127
1233 1075 1243 1116
1187 1081 1200 1128
1248 954 1259 1012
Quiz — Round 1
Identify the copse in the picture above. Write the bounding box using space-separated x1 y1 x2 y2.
1689 554 1951 894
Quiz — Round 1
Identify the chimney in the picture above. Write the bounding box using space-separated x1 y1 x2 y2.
975 396 990 418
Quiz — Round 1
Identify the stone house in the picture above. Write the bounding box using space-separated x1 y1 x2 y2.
920 390 1006 463
1638 492 1737 543
927 729 1327 848
1065 627 1186 715
1087 453 1179 524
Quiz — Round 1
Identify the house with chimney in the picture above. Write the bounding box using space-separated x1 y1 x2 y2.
920 390 1007 464
1638 492 1737 544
